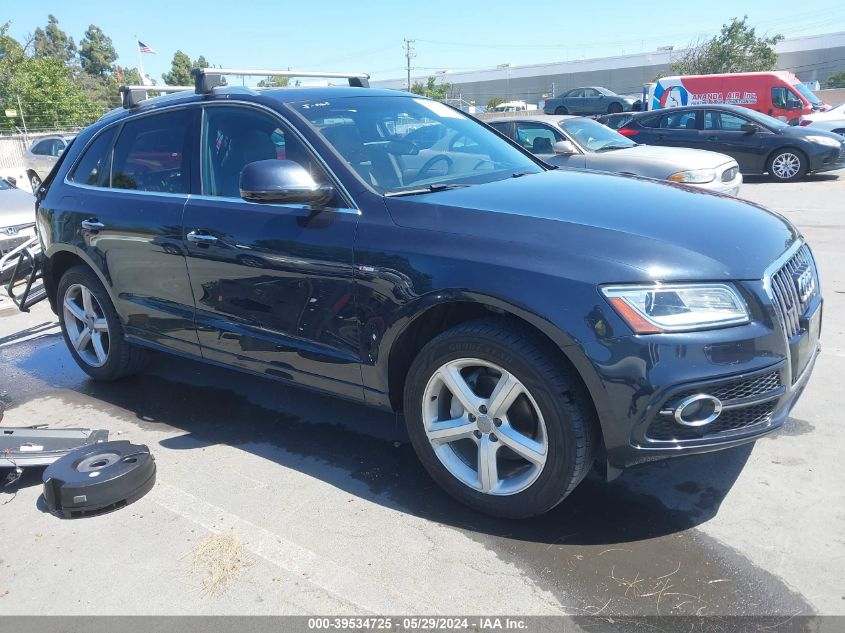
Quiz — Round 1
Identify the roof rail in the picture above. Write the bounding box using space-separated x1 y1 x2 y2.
191 68 370 93
120 85 194 109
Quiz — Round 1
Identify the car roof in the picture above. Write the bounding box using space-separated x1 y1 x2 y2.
631 103 750 117
99 85 409 124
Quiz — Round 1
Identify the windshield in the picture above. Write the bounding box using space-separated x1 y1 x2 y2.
737 108 790 130
292 96 542 195
560 118 636 151
0 178 11 190
794 83 822 106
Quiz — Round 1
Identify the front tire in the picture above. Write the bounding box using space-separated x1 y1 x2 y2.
403 319 598 518
607 102 623 114
58 265 149 381
554 106 569 115
768 149 806 182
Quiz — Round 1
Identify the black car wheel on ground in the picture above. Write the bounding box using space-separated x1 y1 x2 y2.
403 319 598 518
554 106 568 115
607 102 623 114
57 265 149 381
767 148 807 182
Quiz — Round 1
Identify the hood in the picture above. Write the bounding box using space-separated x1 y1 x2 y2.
611 144 736 169
0 187 36 229
384 170 798 282
781 125 845 143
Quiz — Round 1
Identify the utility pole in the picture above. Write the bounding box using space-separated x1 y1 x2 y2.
404 39 416 91
16 93 28 143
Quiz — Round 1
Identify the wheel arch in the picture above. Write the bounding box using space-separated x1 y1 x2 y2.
43 245 117 314
765 145 808 173
382 293 605 437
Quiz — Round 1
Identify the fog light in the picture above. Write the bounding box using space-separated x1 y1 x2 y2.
674 394 722 427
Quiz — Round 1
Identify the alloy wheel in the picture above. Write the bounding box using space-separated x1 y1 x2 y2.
422 358 548 495
63 284 110 367
771 152 801 180
30 174 41 192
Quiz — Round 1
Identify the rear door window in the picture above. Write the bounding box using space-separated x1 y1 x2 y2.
69 128 117 187
660 111 698 130
111 109 191 193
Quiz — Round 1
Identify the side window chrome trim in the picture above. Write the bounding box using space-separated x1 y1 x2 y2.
188 192 360 215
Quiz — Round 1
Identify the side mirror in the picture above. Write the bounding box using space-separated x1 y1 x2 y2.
740 123 759 134
240 160 334 206
553 140 577 155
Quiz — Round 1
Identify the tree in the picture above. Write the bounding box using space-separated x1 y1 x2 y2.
0 22 24 60
827 71 845 88
33 14 76 63
0 55 101 132
671 17 783 75
410 76 451 100
162 50 192 85
79 25 117 78
258 75 289 88
162 51 211 85
487 97 506 109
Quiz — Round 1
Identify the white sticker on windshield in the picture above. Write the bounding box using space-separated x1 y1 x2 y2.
413 99 463 119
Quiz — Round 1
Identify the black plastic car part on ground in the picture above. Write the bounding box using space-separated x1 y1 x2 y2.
618 103 845 180
21 72 823 517
42 441 156 518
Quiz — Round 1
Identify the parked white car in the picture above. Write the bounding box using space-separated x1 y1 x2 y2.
799 102 845 136
0 178 36 282
22 134 75 191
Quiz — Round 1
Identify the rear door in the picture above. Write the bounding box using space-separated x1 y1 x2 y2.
649 110 703 148
702 110 769 171
63 107 201 354
181 103 362 398
563 89 585 113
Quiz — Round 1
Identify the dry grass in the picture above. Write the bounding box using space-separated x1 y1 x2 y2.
190 531 253 595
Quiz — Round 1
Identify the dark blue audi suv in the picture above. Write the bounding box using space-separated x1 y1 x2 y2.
24 70 822 517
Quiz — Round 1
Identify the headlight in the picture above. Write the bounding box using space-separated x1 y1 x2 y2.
667 169 716 184
601 283 750 333
806 135 842 147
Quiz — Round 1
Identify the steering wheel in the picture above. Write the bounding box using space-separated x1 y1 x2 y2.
416 155 453 182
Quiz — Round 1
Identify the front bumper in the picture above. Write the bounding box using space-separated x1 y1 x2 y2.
585 242 822 471
809 144 845 173
0 226 37 281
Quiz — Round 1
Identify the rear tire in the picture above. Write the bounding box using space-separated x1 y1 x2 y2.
57 265 149 381
767 148 807 182
607 102 623 114
554 106 568 115
403 319 598 518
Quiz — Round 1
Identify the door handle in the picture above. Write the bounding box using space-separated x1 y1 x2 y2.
80 219 105 231
186 230 218 245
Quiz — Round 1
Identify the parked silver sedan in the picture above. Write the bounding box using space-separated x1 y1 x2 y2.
0 178 36 281
489 115 742 195
22 134 75 191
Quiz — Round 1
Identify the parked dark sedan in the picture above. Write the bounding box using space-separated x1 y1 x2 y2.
618 104 845 181
20 74 822 518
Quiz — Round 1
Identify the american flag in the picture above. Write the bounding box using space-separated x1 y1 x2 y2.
137 41 155 54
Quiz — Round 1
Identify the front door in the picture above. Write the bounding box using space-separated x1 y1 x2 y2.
181 104 362 399
702 110 769 172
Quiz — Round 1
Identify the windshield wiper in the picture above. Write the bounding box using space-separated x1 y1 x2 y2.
384 183 470 197
594 145 631 152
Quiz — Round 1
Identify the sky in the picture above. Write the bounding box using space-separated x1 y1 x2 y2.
4 0 845 83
